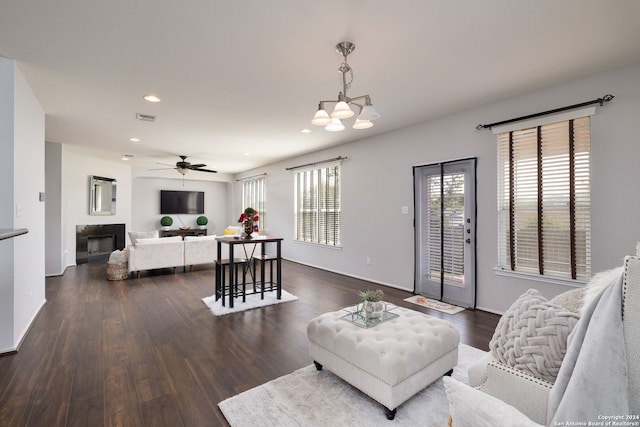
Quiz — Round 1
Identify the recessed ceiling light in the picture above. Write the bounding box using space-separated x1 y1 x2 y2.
244 152 251 156
143 95 161 103
129 137 141 142
301 129 312 133
121 154 133 161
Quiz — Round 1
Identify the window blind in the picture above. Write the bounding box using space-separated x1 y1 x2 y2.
294 165 341 246
497 116 591 281
426 172 465 286
242 177 266 230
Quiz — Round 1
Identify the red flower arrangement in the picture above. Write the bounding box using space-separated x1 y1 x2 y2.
238 207 259 233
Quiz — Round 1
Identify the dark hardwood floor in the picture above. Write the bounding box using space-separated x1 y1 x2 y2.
0 260 499 427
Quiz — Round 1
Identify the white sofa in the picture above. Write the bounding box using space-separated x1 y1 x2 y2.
128 236 184 278
445 252 640 426
127 229 266 277
184 235 219 270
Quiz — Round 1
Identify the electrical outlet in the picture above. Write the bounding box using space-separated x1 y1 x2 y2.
366 257 371 265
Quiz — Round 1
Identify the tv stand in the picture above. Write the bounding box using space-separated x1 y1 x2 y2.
160 228 207 239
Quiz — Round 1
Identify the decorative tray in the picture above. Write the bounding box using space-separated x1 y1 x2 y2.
341 303 398 328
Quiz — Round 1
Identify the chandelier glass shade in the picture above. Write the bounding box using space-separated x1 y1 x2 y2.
311 42 380 131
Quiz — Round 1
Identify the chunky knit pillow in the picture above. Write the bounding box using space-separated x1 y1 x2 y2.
489 289 580 383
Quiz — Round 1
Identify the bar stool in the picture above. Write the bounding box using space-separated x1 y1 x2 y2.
252 254 278 295
215 258 249 304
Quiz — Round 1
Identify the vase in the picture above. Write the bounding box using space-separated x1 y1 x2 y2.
362 300 384 319
243 218 254 238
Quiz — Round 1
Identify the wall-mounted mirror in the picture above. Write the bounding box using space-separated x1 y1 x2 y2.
89 175 117 215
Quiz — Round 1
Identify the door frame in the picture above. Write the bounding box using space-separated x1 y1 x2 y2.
413 157 477 309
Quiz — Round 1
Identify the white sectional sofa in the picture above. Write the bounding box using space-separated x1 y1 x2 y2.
128 236 185 278
184 235 219 271
126 231 264 277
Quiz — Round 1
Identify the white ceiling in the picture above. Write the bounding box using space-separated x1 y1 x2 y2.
1 0 640 174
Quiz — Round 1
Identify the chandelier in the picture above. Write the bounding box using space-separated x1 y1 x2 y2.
311 41 380 131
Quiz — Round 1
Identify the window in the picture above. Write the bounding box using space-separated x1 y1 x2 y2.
242 176 266 231
497 114 591 282
294 164 341 246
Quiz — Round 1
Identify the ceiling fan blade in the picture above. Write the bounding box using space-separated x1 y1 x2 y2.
156 162 175 166
149 167 178 171
191 167 217 173
190 163 207 168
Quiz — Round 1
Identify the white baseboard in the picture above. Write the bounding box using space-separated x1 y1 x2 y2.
1 298 48 356
283 257 413 293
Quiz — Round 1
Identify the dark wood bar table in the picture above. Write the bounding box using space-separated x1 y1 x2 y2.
215 235 283 308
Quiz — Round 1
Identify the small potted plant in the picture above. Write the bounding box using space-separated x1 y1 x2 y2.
196 215 208 229
359 289 385 319
160 216 173 230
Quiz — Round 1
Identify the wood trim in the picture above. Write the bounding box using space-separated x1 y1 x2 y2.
537 126 544 275
508 131 515 271
569 119 577 280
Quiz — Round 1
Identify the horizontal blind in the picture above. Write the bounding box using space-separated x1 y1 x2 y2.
242 177 266 231
425 171 465 286
442 172 465 286
512 127 540 273
294 165 341 246
426 174 442 283
497 116 591 281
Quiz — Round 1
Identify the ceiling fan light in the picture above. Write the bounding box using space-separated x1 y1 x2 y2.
311 109 331 126
177 167 188 175
357 104 380 121
352 119 373 130
325 118 345 132
331 101 354 119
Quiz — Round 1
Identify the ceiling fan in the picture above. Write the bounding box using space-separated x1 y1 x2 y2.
155 155 217 175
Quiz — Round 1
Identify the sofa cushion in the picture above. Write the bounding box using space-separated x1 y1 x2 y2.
128 230 159 244
443 377 541 427
549 288 584 314
184 234 217 241
136 236 182 244
489 289 579 383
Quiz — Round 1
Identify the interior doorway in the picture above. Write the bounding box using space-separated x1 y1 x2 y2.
413 158 477 308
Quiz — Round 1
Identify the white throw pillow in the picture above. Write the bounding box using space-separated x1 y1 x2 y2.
443 377 541 427
489 289 579 383
128 230 159 245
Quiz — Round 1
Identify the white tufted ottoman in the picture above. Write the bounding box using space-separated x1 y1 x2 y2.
307 306 460 419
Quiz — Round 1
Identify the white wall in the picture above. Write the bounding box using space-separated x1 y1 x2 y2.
45 142 63 275
236 61 640 314
131 176 231 240
61 145 133 268
0 58 45 353
0 57 16 351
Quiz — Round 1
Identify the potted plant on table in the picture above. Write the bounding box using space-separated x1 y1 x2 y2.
160 216 173 230
196 215 208 229
359 289 385 319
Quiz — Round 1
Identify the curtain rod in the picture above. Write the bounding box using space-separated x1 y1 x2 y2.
235 172 267 182
476 94 614 130
285 156 347 171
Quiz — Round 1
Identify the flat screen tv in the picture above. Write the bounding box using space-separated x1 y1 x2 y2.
160 190 205 214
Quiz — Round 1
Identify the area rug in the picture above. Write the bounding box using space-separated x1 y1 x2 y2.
218 343 485 427
404 295 465 314
202 290 298 316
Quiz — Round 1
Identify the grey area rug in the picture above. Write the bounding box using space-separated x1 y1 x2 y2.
202 289 298 316
219 343 486 427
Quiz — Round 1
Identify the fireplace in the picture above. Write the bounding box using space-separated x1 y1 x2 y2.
76 224 126 264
